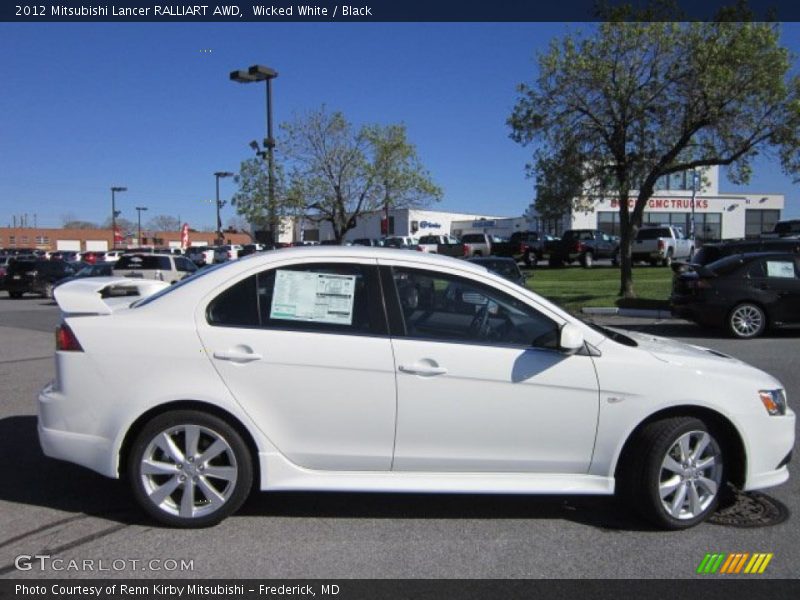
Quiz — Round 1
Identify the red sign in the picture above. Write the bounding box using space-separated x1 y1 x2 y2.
113 226 123 243
609 198 709 211
181 223 190 249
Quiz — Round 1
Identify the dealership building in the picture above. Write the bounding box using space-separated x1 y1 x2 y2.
527 166 785 241
305 208 516 242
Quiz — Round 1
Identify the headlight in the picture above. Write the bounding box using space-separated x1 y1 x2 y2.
759 389 787 416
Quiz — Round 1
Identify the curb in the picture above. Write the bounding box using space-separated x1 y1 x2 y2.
581 307 676 319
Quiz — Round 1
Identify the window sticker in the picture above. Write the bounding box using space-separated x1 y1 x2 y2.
766 261 795 279
270 270 357 325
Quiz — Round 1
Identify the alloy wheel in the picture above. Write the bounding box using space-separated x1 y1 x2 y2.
730 304 764 338
139 424 239 519
659 430 723 520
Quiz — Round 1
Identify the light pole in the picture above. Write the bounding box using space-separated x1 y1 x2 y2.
230 64 278 243
214 171 234 243
135 206 148 246
111 186 127 248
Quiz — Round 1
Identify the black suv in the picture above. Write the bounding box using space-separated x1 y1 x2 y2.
5 259 77 298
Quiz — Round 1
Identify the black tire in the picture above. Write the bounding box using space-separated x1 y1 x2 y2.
8 291 22 299
523 250 533 268
728 302 767 339
128 410 253 528
581 251 594 268
617 417 725 530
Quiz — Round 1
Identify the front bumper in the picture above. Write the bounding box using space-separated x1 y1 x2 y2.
743 408 795 492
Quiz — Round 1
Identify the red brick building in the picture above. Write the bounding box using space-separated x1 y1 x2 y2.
0 227 251 252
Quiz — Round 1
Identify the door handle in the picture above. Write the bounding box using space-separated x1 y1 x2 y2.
213 350 263 363
399 363 448 376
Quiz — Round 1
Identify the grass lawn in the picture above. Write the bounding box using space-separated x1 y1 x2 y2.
523 265 673 313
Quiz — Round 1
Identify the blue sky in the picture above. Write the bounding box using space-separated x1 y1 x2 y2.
1 22 798 230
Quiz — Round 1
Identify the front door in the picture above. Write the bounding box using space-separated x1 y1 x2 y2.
382 264 600 473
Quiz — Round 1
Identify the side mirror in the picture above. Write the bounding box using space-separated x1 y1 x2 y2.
559 323 584 354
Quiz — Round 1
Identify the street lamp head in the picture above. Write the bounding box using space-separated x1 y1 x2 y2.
249 140 260 151
230 69 258 83
214 171 235 178
247 65 278 80
111 186 127 192
136 206 148 212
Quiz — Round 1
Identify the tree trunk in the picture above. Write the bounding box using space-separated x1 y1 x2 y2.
617 192 636 298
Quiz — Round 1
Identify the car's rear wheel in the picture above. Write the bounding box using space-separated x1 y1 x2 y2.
618 417 724 529
728 303 766 339
128 410 253 528
8 291 22 299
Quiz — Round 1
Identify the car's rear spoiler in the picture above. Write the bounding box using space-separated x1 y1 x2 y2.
54 277 171 315
670 261 716 278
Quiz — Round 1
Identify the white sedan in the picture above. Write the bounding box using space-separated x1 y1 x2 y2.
39 247 794 528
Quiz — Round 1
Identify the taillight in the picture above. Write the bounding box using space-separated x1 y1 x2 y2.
574 242 584 253
56 324 83 352
416 245 423 251
658 239 665 251
462 245 469 257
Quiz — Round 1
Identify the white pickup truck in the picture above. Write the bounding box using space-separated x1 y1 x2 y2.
632 226 695 266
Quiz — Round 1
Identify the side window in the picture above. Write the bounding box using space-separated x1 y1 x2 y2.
175 257 197 273
207 263 386 335
207 274 260 327
390 267 558 348
764 260 797 279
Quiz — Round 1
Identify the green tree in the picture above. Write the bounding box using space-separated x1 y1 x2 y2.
281 107 442 243
231 158 297 238
509 2 800 297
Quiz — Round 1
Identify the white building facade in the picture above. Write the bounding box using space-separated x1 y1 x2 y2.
304 208 511 242
527 166 784 242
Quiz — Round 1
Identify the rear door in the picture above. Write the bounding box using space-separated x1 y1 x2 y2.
752 257 800 324
195 258 397 471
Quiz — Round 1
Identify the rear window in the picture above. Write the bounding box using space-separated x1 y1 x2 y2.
419 236 440 244
693 246 723 265
774 221 800 235
636 228 671 240
116 255 172 270
7 260 37 275
461 234 486 243
706 255 749 277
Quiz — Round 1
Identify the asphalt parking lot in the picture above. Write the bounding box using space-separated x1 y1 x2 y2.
0 295 797 579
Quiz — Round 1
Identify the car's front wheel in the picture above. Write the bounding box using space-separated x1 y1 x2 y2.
128 410 253 528
619 417 724 529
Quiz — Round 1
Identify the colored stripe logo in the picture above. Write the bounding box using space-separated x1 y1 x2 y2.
697 553 773 574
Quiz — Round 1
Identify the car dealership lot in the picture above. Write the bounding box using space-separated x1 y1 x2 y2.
0 297 797 579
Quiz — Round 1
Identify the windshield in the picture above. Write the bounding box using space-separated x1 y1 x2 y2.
132 262 234 308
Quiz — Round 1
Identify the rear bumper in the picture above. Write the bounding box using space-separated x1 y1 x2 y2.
38 383 117 478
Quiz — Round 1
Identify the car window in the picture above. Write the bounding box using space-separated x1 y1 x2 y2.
174 257 197 273
461 234 485 243
764 259 798 279
208 263 386 335
116 255 172 270
636 228 671 240
389 267 558 348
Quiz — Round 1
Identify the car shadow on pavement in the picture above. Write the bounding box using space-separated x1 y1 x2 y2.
239 491 657 532
0 416 147 525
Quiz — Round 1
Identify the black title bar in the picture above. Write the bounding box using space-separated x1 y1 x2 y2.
3 1 800 22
